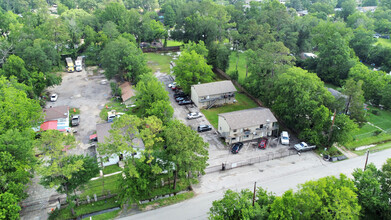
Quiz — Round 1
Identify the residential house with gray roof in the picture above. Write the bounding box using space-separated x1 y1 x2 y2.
218 107 278 144
191 80 237 109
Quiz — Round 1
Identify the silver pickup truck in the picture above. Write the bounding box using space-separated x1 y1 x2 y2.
294 142 316 152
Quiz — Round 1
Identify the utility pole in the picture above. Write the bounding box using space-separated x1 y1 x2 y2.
327 109 337 147
252 182 257 207
364 150 370 170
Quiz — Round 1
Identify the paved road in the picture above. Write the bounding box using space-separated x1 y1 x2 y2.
120 148 391 220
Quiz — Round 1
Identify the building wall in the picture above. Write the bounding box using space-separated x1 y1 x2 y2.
218 118 276 144
191 86 199 107
197 93 236 109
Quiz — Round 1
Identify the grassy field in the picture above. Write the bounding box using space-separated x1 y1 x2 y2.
227 51 248 83
83 209 120 220
54 197 119 220
377 38 391 48
166 39 183 47
103 164 122 174
145 52 174 74
345 107 391 149
79 174 121 200
201 93 259 129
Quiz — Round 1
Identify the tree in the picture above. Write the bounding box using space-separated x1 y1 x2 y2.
182 41 208 58
100 36 148 82
36 130 82 215
381 84 391 109
349 27 376 62
313 21 356 85
207 41 231 71
269 190 300 220
343 79 366 123
163 120 208 189
134 73 173 123
0 129 36 168
173 50 214 94
348 63 390 106
0 77 42 133
0 192 21 220
337 0 357 21
162 5 175 27
353 163 391 219
209 189 260 220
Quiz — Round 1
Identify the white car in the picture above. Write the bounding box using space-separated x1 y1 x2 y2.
187 112 202 120
168 82 177 88
281 131 290 145
50 94 58 102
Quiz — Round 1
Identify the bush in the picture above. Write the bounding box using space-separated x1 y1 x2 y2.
110 82 122 97
373 130 382 136
229 70 239 81
372 110 379 115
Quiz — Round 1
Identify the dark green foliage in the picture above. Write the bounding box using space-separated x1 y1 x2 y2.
207 41 231 72
110 82 122 97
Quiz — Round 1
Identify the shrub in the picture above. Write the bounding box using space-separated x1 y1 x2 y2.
372 110 379 115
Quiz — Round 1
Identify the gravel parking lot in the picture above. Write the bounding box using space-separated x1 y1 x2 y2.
154 71 304 168
45 67 112 155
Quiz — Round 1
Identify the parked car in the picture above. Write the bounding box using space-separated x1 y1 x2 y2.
281 131 290 145
179 100 192 105
71 115 80 126
187 112 202 120
231 142 244 154
174 92 186 98
175 96 187 102
50 93 58 102
168 82 177 88
294 142 316 152
197 125 212 132
258 138 268 149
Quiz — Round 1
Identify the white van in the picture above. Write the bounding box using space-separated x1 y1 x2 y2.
281 131 290 145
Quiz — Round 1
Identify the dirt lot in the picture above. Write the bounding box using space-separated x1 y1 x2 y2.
45 67 112 155
154 71 303 168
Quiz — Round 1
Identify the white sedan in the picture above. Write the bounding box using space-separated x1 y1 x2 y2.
50 93 58 102
168 82 177 88
187 112 202 120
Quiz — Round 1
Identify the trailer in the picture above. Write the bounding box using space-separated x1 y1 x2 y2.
75 56 84 72
65 57 74 72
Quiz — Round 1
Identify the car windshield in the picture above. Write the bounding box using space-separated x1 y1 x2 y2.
300 143 305 147
282 136 288 140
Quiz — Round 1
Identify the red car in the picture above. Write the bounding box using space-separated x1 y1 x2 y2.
258 138 268 149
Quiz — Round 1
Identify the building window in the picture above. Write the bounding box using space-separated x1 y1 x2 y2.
233 129 237 132
231 137 236 141
219 127 221 130
260 124 263 129
244 135 249 138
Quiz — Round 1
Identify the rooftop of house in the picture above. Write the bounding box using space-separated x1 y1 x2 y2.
119 82 135 102
192 80 237 97
219 107 277 130
43 106 69 121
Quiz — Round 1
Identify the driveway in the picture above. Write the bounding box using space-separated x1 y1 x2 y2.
154 71 304 168
46 67 112 155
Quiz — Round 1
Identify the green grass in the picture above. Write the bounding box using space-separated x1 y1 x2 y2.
79 174 121 200
99 99 128 121
344 106 391 150
377 38 391 48
55 197 119 220
355 141 391 156
166 39 183 47
201 93 259 129
227 51 248 83
139 191 195 211
83 209 120 220
103 164 122 175
145 53 174 74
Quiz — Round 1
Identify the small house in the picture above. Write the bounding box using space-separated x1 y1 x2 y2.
191 80 237 109
39 106 70 132
119 82 135 106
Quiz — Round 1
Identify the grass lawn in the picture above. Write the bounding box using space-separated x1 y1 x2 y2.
345 106 391 150
139 191 194 211
145 53 174 74
54 197 119 220
79 174 121 200
201 93 259 129
83 209 120 220
377 38 391 48
166 39 183 47
355 141 391 156
227 51 248 83
103 164 122 175
99 99 128 121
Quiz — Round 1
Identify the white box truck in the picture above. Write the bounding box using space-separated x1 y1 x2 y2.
75 56 83 72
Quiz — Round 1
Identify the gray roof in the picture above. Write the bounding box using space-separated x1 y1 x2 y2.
219 107 277 130
43 106 69 121
192 80 237 97
327 88 348 99
96 122 144 148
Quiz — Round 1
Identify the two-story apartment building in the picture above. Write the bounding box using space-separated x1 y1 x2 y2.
218 107 278 144
191 80 237 109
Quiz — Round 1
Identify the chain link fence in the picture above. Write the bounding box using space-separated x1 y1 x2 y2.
205 148 297 174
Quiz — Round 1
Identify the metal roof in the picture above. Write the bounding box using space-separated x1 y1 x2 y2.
219 107 277 130
192 80 237 97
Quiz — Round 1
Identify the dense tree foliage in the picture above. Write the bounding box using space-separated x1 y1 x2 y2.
210 174 361 220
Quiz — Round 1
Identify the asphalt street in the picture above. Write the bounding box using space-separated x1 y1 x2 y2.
120 148 391 220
